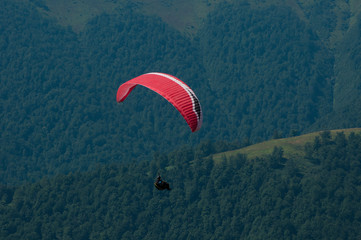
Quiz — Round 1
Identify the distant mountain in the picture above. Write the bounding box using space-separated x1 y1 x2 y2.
1 0 360 184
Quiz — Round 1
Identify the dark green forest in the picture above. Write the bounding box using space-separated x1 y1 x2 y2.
1 131 361 239
1 0 361 238
2 0 360 185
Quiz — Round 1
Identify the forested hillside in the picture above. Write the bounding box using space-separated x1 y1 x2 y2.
1 131 361 239
1 0 361 185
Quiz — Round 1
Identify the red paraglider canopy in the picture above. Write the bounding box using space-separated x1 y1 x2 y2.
116 72 202 132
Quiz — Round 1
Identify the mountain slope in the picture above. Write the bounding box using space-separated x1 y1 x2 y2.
1 129 361 239
1 0 360 185
42 0 217 34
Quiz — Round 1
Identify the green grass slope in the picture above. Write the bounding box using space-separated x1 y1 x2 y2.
212 128 361 161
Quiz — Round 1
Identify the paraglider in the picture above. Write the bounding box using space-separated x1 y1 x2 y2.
116 72 203 132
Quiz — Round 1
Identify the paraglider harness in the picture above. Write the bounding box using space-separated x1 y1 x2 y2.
154 175 171 191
